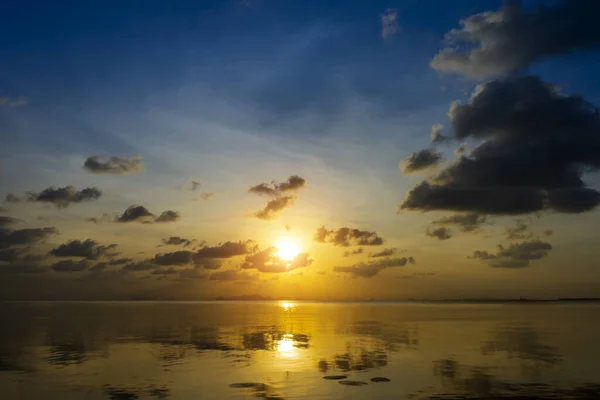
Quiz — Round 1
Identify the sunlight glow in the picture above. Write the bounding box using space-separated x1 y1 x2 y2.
275 239 300 261
280 301 295 311
277 334 297 358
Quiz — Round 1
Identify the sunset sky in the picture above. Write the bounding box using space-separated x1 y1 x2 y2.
2 0 600 300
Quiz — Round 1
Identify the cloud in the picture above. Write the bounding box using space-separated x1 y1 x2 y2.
116 206 180 223
195 241 257 258
430 0 600 80
401 149 443 174
116 205 154 223
83 155 143 174
505 220 533 240
162 236 193 247
544 229 554 237
254 196 295 220
369 248 397 258
470 240 553 268
191 180 201 191
432 213 487 232
0 227 58 249
201 192 214 200
0 96 29 107
51 259 90 273
121 261 156 271
399 76 600 215
240 247 312 273
343 248 364 257
249 175 306 197
4 194 21 204
333 256 415 278
249 176 306 220
314 226 384 246
152 267 179 276
398 272 436 280
426 227 453 240
152 251 195 266
86 213 111 224
209 269 259 281
431 123 448 143
155 210 180 223
0 216 19 228
50 239 118 260
381 9 398 39
27 186 102 208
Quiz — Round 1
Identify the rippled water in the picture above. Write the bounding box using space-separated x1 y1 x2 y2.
1 301 600 399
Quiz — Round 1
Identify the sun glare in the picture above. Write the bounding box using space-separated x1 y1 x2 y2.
276 239 300 261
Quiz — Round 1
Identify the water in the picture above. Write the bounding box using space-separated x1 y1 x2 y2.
1 301 600 399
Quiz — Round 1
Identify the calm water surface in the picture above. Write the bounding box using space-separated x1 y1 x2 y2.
1 301 600 399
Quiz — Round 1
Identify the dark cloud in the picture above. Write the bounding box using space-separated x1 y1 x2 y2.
0 227 58 249
544 229 554 237
426 227 453 240
333 256 415 278
108 258 133 265
400 76 600 215
401 149 443 174
431 0 600 79
191 180 201 191
155 210 180 223
162 236 193 247
432 213 487 232
51 259 89 273
201 192 214 200
83 155 143 174
0 248 46 263
195 241 256 258
0 216 19 227
369 248 397 258
254 196 295 220
50 239 118 260
249 175 306 197
470 240 552 268
314 226 384 247
116 205 154 223
86 213 111 224
343 248 364 257
4 194 21 204
152 251 195 266
121 261 156 271
240 247 312 273
209 269 259 281
152 267 179 276
505 220 533 240
249 176 306 220
26 186 102 208
398 272 436 280
116 206 180 223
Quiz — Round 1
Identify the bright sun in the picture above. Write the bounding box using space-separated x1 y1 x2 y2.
276 239 300 261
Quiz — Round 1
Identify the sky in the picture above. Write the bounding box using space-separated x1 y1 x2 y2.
2 0 600 300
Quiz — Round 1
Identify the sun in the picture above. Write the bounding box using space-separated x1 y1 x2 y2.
276 239 300 261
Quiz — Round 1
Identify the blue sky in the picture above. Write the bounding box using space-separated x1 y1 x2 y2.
2 0 600 300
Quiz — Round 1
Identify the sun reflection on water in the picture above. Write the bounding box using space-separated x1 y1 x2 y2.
277 334 297 358
280 301 295 311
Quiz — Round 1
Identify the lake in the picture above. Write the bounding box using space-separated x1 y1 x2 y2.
1 301 599 399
